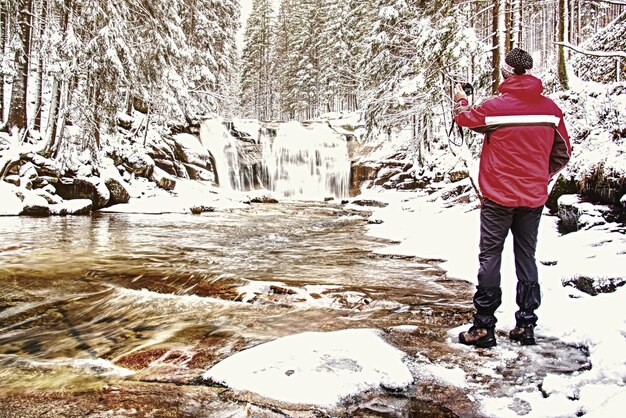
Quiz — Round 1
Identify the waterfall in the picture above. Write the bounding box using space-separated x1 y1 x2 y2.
201 118 350 200
260 121 350 200
199 119 242 190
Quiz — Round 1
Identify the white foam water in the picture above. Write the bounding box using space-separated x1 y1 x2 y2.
260 121 350 200
199 118 242 190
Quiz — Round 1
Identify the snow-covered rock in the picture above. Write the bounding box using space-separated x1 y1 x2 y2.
55 177 110 209
557 194 610 232
172 133 214 170
50 199 92 216
0 183 24 215
21 193 50 216
34 188 63 205
151 166 177 190
247 189 279 204
203 329 413 406
100 157 131 205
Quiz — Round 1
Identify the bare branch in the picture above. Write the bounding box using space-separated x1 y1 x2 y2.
594 0 626 6
555 41 626 59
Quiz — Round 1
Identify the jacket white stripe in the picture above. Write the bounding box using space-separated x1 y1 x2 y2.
485 115 560 126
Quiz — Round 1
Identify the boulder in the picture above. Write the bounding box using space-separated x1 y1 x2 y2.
55 177 110 209
34 188 63 205
151 167 176 190
396 180 419 190
125 152 155 177
4 175 20 186
50 199 92 216
350 199 389 208
104 177 131 205
154 159 177 176
19 161 39 181
27 153 61 177
557 194 609 232
190 205 216 214
248 190 279 204
21 193 50 217
183 163 215 182
99 158 130 204
172 133 214 171
562 276 626 296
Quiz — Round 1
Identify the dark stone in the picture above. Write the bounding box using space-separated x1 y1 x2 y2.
397 180 419 190
105 178 131 205
580 164 626 206
183 163 214 182
563 276 626 296
151 168 176 191
4 175 20 186
250 196 279 204
448 169 469 183
154 159 177 176
133 96 149 113
351 199 388 208
56 178 109 209
21 204 51 217
547 174 578 211
117 114 133 130
190 206 215 214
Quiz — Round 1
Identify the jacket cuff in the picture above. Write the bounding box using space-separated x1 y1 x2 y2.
454 98 470 114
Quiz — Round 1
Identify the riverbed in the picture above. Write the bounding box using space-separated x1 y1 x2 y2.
0 201 590 417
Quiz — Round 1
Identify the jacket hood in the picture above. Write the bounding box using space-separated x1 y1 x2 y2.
498 75 544 97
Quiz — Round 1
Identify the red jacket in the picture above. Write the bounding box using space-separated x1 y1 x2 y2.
454 75 571 207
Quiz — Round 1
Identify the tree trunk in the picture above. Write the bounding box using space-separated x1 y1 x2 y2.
7 0 33 133
558 0 569 89
34 0 46 132
491 0 504 94
44 77 59 155
0 3 6 124
44 0 71 156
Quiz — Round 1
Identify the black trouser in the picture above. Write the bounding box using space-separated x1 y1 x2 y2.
473 199 543 329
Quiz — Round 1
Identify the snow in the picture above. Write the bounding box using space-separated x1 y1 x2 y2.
101 179 249 214
203 328 413 406
356 186 625 417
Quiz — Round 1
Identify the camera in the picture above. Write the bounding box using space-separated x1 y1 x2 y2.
462 82 474 96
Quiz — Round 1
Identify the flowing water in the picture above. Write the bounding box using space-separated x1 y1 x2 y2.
0 202 590 417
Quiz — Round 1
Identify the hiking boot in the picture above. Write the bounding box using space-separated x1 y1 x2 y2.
509 325 536 345
458 326 496 348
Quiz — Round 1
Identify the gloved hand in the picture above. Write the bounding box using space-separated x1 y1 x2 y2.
453 83 467 102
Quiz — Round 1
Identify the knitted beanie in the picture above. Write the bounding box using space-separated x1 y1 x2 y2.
501 48 533 78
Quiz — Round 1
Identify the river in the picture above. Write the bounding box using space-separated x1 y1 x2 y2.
0 201 590 417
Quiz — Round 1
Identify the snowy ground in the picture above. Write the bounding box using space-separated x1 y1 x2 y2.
359 184 626 417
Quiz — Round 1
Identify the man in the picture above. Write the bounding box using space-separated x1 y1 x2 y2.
453 48 571 348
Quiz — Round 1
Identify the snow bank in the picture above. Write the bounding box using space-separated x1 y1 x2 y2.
203 328 413 406
362 185 626 417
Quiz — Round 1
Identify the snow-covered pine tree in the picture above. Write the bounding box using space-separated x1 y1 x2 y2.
288 0 325 120
179 0 240 120
272 0 296 120
320 0 372 114
241 0 275 120
360 1 488 150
